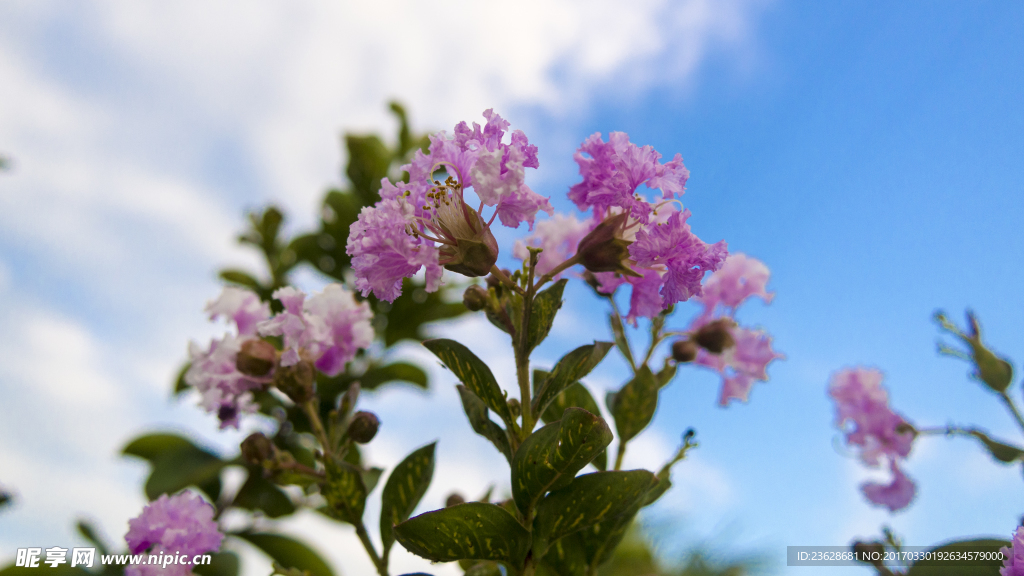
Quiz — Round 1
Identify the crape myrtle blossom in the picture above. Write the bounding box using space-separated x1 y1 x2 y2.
256 284 374 377
124 491 224 576
188 285 373 429
1001 527 1024 576
565 132 728 322
687 254 783 405
346 110 553 302
829 367 918 512
186 287 271 429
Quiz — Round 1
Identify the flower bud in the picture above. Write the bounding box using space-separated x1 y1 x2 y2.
241 432 275 465
507 398 521 419
445 493 466 507
347 411 380 443
236 339 277 377
463 285 489 312
435 200 499 277
577 213 638 276
671 340 698 363
692 319 736 355
273 361 315 404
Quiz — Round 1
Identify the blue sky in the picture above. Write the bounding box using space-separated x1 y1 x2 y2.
1 1 1023 575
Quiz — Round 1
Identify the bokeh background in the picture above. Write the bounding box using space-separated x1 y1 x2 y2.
2 1 1023 574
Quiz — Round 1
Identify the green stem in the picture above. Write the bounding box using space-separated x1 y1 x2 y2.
533 254 582 291
354 520 389 576
614 441 626 471
490 265 525 295
999 391 1024 437
303 400 332 455
518 252 540 439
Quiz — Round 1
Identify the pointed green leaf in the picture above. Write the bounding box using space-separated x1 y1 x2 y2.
233 469 296 518
608 313 634 368
538 382 607 471
218 269 264 293
539 533 588 576
533 342 613 417
968 430 1024 463
511 408 612 515
380 443 437 557
532 470 657 557
456 385 512 462
608 366 660 444
362 467 384 494
359 362 428 390
322 459 367 524
235 533 333 576
393 503 530 567
576 500 644 567
424 339 512 426
122 434 226 501
528 279 567 351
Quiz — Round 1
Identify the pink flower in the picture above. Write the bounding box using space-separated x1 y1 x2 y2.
568 131 689 223
205 287 270 336
694 325 784 405
513 213 593 277
1001 527 1024 576
186 287 271 429
860 460 916 512
124 491 223 576
257 285 374 377
697 253 774 313
829 368 915 466
347 110 550 301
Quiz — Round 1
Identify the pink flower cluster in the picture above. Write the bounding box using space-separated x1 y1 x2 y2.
516 132 727 321
828 367 917 512
691 254 783 406
124 491 223 576
346 110 553 302
186 288 271 429
1001 527 1024 576
187 285 372 428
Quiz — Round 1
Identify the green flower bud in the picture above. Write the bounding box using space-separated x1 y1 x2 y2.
236 339 277 377
241 432 275 465
347 411 380 444
671 340 698 363
693 319 736 355
577 213 641 276
273 361 315 403
445 493 466 507
463 285 489 312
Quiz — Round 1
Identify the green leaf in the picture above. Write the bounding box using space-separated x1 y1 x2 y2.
76 520 110 556
345 134 392 204
575 501 643 567
456 385 512 462
173 362 191 394
528 279 567 351
532 470 657 557
362 467 384 494
533 342 613 418
968 430 1024 463
233 469 296 518
193 552 239 576
538 381 607 471
359 362 428 390
218 269 265 293
608 365 660 444
380 443 437 557
235 533 334 576
906 538 1009 575
322 459 367 524
608 313 634 369
393 503 530 568
424 339 513 426
511 408 612 516
122 434 226 501
539 533 588 576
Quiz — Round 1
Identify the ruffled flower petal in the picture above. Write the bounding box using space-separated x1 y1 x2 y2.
860 460 916 512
